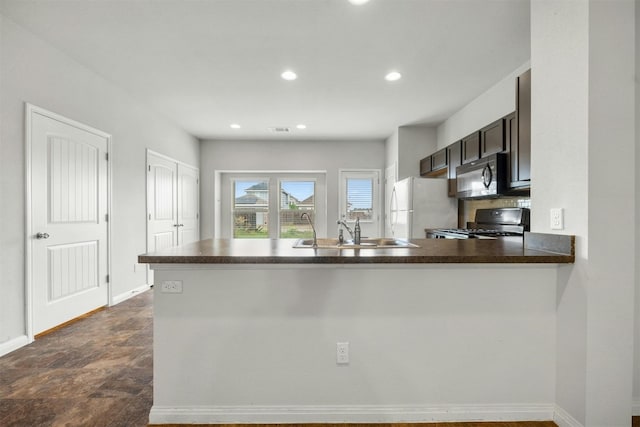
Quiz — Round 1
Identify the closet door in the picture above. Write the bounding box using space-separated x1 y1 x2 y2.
147 153 178 253
177 164 199 246
147 151 200 255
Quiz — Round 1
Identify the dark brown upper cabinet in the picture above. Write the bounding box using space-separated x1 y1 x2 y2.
511 68 531 187
431 148 447 172
461 131 480 164
420 149 447 178
446 141 462 197
419 155 432 176
480 118 505 157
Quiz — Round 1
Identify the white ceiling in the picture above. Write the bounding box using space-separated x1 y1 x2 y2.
0 0 530 140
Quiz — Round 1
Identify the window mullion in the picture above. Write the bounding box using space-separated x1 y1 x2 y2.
269 178 278 239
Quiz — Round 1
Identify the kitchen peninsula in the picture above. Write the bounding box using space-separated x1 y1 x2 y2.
140 235 574 425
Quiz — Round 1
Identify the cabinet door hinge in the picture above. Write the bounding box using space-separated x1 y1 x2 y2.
148 165 151 172
105 214 109 222
105 153 109 161
106 275 110 283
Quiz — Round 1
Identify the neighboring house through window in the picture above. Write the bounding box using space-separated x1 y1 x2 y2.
221 172 327 239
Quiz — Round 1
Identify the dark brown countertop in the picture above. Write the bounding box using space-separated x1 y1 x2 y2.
138 233 575 264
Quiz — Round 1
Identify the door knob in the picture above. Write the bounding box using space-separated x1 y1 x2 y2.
36 232 50 239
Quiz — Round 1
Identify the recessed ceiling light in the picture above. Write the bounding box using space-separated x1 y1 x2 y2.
385 71 402 82
296 124 307 130
348 0 370 5
230 123 241 129
281 70 297 81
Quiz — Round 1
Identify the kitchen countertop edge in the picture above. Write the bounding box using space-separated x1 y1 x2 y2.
138 234 575 265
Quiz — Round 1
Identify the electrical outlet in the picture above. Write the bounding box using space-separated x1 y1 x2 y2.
160 280 183 293
336 342 349 365
550 208 564 230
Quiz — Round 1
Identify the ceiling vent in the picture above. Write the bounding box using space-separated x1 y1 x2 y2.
268 127 291 133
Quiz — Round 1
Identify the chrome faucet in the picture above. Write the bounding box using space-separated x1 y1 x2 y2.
301 212 317 248
336 220 354 242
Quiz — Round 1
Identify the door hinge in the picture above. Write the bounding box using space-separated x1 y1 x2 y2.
105 214 109 222
148 165 151 172
149 214 151 220
106 275 110 283
105 153 109 161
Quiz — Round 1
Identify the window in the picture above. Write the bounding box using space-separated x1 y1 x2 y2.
339 169 381 237
233 180 269 238
346 177 373 221
222 173 326 239
279 180 315 238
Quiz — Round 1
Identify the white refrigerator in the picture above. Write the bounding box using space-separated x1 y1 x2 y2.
388 177 457 239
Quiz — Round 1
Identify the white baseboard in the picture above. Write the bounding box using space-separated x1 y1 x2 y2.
111 284 151 305
633 399 640 416
149 403 554 424
0 335 30 357
554 405 584 427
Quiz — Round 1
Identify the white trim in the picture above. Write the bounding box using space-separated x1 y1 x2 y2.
24 103 113 340
25 104 34 341
146 148 199 169
149 403 554 424
111 284 151 305
633 399 640 416
553 405 584 427
0 335 30 358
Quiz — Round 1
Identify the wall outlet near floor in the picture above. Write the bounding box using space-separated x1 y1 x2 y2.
550 208 564 230
160 280 183 293
336 342 349 365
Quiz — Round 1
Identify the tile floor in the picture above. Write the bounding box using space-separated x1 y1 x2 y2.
0 290 153 426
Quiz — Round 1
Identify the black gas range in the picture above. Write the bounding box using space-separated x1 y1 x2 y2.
426 207 530 239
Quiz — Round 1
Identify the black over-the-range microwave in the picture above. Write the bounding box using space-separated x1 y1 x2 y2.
456 153 508 199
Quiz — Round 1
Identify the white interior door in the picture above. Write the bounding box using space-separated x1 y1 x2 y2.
177 164 199 245
338 169 381 238
29 107 110 335
147 153 178 253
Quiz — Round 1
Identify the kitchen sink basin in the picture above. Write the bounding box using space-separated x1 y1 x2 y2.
292 237 419 249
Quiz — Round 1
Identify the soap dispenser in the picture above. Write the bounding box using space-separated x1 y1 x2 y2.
354 217 361 245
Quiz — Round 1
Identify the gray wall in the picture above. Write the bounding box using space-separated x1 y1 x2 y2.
199 139 385 240
436 61 530 149
384 125 437 180
531 1 635 424
0 15 199 348
635 0 640 413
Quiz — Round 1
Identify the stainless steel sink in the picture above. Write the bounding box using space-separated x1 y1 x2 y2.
292 237 419 249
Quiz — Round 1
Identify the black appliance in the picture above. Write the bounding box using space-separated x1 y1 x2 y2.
426 207 530 239
456 153 508 199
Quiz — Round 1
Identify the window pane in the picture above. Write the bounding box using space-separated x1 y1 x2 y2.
233 180 269 238
346 178 373 221
279 180 315 238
